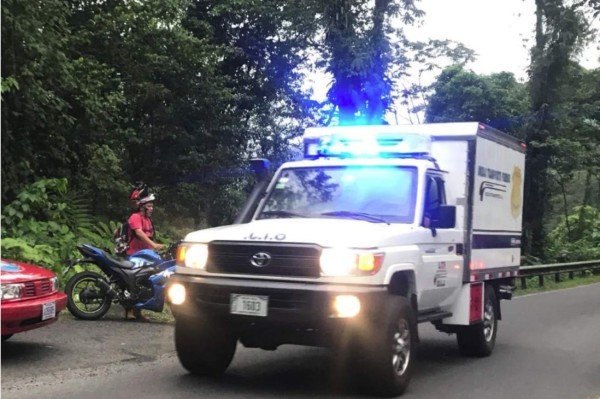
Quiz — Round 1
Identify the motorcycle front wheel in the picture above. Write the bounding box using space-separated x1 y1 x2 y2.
65 271 113 320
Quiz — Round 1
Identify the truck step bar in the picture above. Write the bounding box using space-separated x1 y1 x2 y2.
417 310 453 323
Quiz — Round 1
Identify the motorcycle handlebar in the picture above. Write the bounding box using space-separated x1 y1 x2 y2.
159 240 181 261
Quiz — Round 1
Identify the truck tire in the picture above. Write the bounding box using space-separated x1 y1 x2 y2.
359 296 416 397
456 285 497 357
174 315 237 376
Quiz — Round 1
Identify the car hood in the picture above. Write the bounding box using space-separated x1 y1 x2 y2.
1 259 56 283
184 218 416 248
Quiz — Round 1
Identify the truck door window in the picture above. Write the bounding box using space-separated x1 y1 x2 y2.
423 175 446 226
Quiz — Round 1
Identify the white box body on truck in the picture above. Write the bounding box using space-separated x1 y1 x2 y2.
168 122 525 396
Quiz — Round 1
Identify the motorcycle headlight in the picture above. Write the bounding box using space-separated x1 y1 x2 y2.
177 243 209 270
1 283 24 300
320 248 384 276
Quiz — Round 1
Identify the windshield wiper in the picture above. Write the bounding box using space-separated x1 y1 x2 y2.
259 210 307 219
320 211 390 225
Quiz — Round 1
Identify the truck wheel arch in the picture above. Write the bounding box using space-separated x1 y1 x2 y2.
487 282 503 320
388 271 419 341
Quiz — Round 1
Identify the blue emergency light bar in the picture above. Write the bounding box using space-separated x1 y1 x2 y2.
303 125 433 159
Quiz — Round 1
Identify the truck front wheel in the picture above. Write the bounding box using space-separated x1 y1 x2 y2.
174 315 237 376
456 285 498 357
359 296 416 397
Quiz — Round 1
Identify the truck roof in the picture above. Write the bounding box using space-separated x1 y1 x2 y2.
304 122 525 154
281 157 436 169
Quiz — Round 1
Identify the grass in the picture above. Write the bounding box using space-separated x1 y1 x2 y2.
141 305 175 324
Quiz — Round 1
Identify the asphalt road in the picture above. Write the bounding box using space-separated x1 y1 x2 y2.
2 284 599 399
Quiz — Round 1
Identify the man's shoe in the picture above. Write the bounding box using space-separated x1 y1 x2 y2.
133 309 150 322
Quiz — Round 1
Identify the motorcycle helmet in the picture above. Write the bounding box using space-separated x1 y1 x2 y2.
129 182 149 205
137 193 156 207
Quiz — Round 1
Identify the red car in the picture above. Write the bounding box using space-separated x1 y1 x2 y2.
1 259 68 341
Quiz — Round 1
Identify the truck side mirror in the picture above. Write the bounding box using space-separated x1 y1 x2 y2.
431 205 456 229
250 159 270 181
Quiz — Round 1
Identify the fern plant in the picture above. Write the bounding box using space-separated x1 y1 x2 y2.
0 178 117 276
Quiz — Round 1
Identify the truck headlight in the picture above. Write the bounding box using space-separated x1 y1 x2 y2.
177 243 209 269
320 249 384 276
1 283 23 300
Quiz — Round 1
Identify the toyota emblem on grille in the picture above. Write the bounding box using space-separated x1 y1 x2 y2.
250 252 271 268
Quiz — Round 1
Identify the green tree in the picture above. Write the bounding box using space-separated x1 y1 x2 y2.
2 0 76 202
545 65 600 242
1 0 129 209
321 0 423 125
546 205 600 261
396 39 476 124
425 66 529 135
523 0 592 257
181 0 320 224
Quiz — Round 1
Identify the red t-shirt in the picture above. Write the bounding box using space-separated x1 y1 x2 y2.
126 213 154 255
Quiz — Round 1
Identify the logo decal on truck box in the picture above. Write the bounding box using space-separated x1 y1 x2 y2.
510 166 522 218
478 164 511 201
479 181 506 200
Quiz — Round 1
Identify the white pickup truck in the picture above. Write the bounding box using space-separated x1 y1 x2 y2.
167 122 525 396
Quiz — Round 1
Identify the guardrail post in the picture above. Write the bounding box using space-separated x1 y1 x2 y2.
520 277 527 289
555 272 560 283
569 271 574 280
538 275 544 287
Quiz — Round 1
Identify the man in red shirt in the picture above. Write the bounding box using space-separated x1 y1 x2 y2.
126 193 164 255
125 192 163 321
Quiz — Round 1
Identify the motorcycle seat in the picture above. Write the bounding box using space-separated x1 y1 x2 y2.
79 245 137 269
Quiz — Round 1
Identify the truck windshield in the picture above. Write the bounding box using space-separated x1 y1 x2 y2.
257 166 418 224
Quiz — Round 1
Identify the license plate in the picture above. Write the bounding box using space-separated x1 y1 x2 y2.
230 294 268 317
42 302 56 321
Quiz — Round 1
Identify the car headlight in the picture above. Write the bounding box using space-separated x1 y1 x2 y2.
176 243 209 269
1 283 24 300
50 277 59 292
320 248 384 276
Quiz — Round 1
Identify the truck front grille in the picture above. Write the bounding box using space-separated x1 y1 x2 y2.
207 241 321 278
193 285 314 311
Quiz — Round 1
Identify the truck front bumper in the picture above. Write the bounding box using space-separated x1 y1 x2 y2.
168 274 390 348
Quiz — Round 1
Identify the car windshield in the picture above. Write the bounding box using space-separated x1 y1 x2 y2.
257 165 418 224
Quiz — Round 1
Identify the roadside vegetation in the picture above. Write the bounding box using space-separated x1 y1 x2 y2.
2 0 599 273
515 270 600 296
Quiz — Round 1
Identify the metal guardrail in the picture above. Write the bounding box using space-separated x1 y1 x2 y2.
518 260 600 289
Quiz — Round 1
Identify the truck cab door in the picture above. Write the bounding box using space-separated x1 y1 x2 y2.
417 174 464 311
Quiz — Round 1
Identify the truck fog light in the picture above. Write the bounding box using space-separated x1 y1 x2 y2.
333 295 361 318
167 283 186 305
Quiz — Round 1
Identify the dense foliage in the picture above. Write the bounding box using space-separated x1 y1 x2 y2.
1 0 599 268
0 179 116 274
425 66 529 135
424 1 599 261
